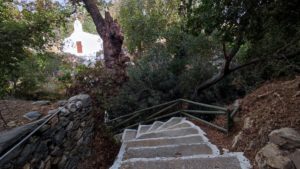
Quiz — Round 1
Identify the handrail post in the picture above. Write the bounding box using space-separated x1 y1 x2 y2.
226 108 232 134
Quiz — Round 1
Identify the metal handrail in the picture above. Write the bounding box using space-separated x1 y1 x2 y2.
108 99 179 122
0 107 63 161
182 112 228 133
179 99 227 111
109 98 233 134
182 110 226 115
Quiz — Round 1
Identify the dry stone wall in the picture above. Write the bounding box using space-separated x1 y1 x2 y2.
0 94 95 169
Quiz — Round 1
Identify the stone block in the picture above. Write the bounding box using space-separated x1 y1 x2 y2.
288 149 300 169
68 94 91 108
32 100 50 106
23 111 42 121
269 128 300 149
54 130 66 146
57 100 67 106
255 143 295 169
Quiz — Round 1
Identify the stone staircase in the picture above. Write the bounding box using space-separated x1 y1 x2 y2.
110 117 252 169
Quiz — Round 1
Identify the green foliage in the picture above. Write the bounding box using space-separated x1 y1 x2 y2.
67 63 117 109
188 0 300 68
108 34 226 117
107 0 300 118
118 0 181 53
0 0 67 97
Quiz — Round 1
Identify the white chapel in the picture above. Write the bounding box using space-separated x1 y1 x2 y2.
62 19 103 65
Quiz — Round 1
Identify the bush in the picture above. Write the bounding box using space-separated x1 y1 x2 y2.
67 62 118 110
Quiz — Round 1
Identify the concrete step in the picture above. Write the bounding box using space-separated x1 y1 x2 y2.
125 135 204 148
147 121 164 132
120 155 244 169
136 125 151 137
165 121 193 130
124 143 213 159
156 117 185 131
137 127 199 139
122 129 137 142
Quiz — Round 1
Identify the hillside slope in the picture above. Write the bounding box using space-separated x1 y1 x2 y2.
195 76 300 168
233 76 300 159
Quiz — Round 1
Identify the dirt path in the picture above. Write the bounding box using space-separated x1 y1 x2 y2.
0 100 59 132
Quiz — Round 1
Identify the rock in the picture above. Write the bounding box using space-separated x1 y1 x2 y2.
32 100 50 106
269 128 300 149
82 136 91 145
54 130 66 145
77 137 84 145
66 121 74 131
293 91 300 97
52 157 61 165
82 126 94 138
255 143 295 169
39 124 50 133
44 158 51 169
65 156 80 169
75 128 83 140
246 141 257 151
233 117 241 123
0 122 39 155
232 131 242 148
0 145 22 166
59 117 70 127
57 100 67 106
23 163 31 169
48 109 58 115
38 161 45 169
67 103 77 113
33 141 49 161
60 107 70 116
23 111 42 121
44 160 51 169
51 146 63 157
68 94 91 108
243 117 253 130
288 149 300 169
17 143 36 165
58 155 67 169
76 101 83 109
7 121 17 127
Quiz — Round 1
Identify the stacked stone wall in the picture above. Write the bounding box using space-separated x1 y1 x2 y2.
0 94 95 169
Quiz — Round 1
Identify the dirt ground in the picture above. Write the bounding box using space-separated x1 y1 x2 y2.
0 100 59 132
77 126 120 169
193 76 300 168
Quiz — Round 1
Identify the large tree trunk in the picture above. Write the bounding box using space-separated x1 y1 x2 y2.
82 0 130 83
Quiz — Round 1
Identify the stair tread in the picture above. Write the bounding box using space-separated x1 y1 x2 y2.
137 125 151 137
137 127 199 139
124 143 213 159
147 121 164 132
156 117 185 131
120 155 244 169
165 121 193 130
125 135 204 148
111 119 251 169
122 129 137 142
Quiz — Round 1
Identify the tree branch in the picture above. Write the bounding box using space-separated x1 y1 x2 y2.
82 0 106 38
193 48 300 97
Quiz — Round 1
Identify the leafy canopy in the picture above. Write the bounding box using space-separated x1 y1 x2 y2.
0 0 67 96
